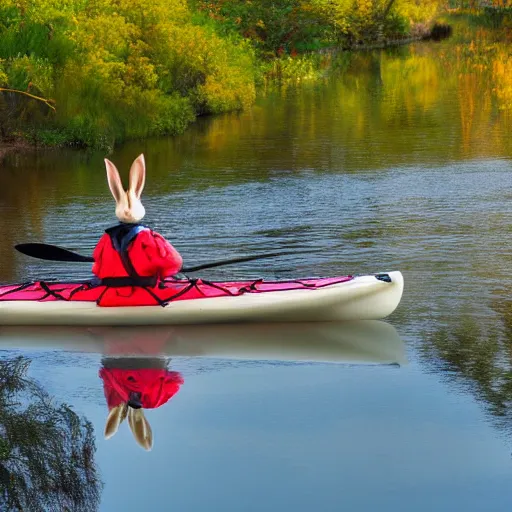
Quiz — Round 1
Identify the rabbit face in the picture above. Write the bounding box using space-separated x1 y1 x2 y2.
105 154 147 223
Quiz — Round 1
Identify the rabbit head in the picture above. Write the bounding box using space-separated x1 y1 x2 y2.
104 394 153 451
104 154 146 223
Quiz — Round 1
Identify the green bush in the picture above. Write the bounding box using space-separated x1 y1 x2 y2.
0 0 255 148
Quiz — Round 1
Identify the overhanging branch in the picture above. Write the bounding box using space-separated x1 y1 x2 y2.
0 88 56 111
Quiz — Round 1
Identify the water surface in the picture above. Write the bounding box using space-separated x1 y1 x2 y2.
1 19 512 511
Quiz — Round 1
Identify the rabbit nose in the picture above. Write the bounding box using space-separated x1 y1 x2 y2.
128 392 143 409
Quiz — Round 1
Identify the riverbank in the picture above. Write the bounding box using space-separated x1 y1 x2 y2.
0 1 457 152
0 139 37 160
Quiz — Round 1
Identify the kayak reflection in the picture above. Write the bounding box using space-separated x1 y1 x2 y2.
0 321 406 452
0 320 406 366
101 356 183 451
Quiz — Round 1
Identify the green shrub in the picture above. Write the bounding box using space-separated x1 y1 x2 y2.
0 0 256 147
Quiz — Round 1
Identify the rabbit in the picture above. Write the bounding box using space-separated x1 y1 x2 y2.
91 154 183 306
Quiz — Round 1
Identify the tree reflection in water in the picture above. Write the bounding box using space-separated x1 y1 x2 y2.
0 356 101 511
421 308 512 433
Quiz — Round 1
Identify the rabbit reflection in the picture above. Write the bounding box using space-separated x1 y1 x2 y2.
101 357 183 451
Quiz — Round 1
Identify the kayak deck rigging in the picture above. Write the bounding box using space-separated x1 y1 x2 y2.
0 275 355 305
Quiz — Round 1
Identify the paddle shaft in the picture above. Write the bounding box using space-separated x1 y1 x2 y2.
15 243 312 273
182 251 311 272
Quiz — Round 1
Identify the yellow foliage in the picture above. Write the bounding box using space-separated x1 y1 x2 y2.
17 0 79 24
394 0 442 24
115 0 189 26
124 42 158 89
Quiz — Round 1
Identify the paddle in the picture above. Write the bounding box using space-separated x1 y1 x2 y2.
15 243 94 263
182 252 310 272
15 243 312 273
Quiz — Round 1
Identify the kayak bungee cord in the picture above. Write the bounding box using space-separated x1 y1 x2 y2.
0 276 356 307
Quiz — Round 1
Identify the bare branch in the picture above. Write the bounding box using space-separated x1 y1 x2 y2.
0 88 56 111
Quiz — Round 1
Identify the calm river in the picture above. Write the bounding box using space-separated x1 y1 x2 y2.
1 16 512 511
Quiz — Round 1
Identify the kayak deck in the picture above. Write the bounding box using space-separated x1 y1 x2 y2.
0 271 404 326
0 275 354 304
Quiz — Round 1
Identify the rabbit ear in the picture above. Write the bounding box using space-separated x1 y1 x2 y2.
128 408 153 451
128 154 146 199
104 403 128 440
105 159 126 203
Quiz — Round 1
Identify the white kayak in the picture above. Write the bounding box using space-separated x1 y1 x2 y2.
0 320 407 365
0 271 404 326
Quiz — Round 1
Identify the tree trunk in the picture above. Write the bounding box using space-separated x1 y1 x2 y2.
381 0 397 20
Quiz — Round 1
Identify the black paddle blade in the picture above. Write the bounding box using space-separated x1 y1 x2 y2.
15 243 95 263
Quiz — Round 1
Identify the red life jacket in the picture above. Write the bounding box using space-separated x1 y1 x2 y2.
100 367 184 410
90 223 183 307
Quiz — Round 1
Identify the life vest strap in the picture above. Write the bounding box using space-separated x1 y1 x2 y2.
98 276 158 288
108 224 149 279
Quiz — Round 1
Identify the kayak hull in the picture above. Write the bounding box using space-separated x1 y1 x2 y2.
0 271 404 326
